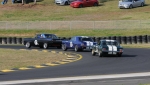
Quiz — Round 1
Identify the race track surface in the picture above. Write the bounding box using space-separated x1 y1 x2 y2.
0 45 150 81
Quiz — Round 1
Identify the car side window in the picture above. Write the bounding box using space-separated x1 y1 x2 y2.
36 34 41 38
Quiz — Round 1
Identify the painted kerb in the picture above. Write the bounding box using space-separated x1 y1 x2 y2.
0 20 150 30
0 49 82 73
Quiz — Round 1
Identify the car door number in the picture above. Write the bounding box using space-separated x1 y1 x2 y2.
70 42 73 47
34 40 39 45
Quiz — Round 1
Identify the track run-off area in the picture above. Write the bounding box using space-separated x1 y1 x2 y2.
0 45 150 85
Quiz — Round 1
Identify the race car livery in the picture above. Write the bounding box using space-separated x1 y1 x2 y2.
92 39 123 57
23 34 62 49
62 36 97 52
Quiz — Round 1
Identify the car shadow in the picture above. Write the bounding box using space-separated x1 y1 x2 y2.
102 54 137 58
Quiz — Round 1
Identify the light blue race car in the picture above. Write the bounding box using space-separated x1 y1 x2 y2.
62 36 97 52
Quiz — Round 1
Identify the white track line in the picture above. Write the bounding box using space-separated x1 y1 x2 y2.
1 72 150 85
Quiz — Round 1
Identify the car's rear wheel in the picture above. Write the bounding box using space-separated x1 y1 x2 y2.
62 44 67 51
75 45 79 52
43 43 48 49
98 51 103 57
93 3 98 6
25 42 31 48
92 49 96 56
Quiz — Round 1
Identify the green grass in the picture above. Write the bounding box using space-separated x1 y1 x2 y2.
0 29 149 37
0 0 150 21
0 49 67 70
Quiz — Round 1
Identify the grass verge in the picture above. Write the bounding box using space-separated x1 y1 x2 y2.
0 29 150 37
0 49 67 70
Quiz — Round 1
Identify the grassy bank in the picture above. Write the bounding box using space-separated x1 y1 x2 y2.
0 29 150 37
0 49 67 70
0 0 150 21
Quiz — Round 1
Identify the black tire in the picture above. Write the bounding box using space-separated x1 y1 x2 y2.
62 44 67 51
43 43 48 49
117 54 122 57
25 42 31 48
93 3 98 6
98 51 103 57
64 1 68 5
75 45 79 52
141 2 144 7
129 5 133 9
79 4 83 8
92 49 96 56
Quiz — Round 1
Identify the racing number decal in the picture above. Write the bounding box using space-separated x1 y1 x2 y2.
34 40 39 45
70 42 73 47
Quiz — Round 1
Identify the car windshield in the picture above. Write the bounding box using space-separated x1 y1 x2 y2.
103 41 119 46
121 0 132 2
79 37 93 42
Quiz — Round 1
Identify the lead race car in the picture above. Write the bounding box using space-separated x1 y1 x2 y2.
62 36 97 52
92 39 123 57
23 34 62 49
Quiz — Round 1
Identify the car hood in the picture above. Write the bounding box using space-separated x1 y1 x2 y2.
71 1 82 3
119 1 132 5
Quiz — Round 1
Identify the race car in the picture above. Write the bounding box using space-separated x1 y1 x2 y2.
23 34 62 49
92 39 123 57
62 36 97 52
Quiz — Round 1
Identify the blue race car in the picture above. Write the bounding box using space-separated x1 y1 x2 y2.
62 36 97 52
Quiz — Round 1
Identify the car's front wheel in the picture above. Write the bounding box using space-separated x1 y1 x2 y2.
141 2 144 7
79 4 83 8
25 42 31 48
117 54 122 57
75 45 79 52
129 5 133 9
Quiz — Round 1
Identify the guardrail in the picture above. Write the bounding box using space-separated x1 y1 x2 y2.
0 35 150 45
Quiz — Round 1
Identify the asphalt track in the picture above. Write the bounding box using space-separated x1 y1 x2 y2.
0 45 150 85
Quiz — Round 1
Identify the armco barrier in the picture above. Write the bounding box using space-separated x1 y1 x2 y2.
7 37 12 44
127 36 132 44
12 37 17 44
121 36 127 44
0 35 150 45
142 35 147 43
2 37 7 44
137 35 142 44
132 36 137 44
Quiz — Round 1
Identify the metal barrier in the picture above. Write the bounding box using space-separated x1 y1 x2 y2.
0 35 150 45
